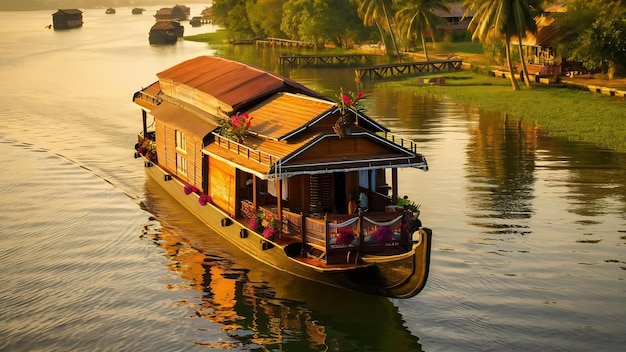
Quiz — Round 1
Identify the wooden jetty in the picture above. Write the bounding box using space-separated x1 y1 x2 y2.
256 37 315 48
279 54 381 66
355 59 463 80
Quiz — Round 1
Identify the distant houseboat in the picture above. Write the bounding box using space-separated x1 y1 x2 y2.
132 56 433 298
154 5 188 21
148 22 178 45
52 9 83 30
190 16 202 27
132 8 145 15
105 8 115 14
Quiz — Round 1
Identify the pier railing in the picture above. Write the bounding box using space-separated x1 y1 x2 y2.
279 54 381 66
355 59 463 80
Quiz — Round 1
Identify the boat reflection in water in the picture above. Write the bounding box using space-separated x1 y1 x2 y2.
141 178 424 351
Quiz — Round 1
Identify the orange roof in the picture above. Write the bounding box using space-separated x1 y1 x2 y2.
246 92 335 141
156 56 328 113
151 101 218 141
151 22 175 30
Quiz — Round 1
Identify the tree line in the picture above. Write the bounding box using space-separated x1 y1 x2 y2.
211 0 625 90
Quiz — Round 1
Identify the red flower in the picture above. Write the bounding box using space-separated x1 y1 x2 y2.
336 227 356 245
198 194 211 206
263 227 276 240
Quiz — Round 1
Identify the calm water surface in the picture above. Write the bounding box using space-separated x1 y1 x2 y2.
1 6 625 352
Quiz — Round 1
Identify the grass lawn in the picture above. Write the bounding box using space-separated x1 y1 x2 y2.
380 71 626 153
185 29 230 44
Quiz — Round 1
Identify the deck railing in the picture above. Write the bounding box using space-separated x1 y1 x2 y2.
241 200 412 263
378 131 419 154
133 90 161 106
212 132 282 175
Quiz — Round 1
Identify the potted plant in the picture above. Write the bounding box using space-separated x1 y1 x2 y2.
262 216 280 240
371 225 394 244
336 227 356 245
248 212 263 232
217 112 253 143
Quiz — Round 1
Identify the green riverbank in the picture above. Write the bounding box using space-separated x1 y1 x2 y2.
378 71 626 153
185 33 624 153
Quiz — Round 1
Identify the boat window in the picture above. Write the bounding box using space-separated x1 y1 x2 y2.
359 170 368 189
267 179 288 201
359 170 376 190
177 154 187 176
175 130 186 152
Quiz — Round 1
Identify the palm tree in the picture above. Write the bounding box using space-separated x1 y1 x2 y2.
394 0 449 61
513 0 542 87
464 0 541 90
353 0 402 62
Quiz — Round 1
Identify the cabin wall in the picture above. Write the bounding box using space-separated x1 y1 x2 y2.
155 118 204 191
157 80 231 117
207 156 236 216
52 13 83 29
295 136 392 162
282 175 309 214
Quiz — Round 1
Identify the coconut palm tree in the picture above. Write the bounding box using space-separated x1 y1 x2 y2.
353 0 402 62
394 0 449 61
512 0 543 87
464 0 542 90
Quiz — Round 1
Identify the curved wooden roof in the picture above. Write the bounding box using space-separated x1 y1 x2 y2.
156 56 329 113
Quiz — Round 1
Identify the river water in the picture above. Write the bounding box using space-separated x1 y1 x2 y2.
1 5 625 352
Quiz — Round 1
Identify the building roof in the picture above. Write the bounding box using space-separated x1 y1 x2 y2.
151 101 218 141
246 92 335 141
151 22 176 30
54 9 83 15
156 56 329 113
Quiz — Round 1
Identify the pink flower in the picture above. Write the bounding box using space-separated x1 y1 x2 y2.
183 184 193 195
263 227 276 240
248 217 262 231
198 194 211 206
336 227 356 245
355 91 364 100
372 226 394 243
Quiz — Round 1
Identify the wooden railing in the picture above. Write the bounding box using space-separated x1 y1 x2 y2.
133 90 161 106
212 133 282 172
240 200 411 261
378 131 419 154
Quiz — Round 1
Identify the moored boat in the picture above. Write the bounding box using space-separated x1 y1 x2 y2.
132 56 433 298
190 16 202 27
148 22 178 45
105 8 115 14
132 8 145 15
52 9 83 30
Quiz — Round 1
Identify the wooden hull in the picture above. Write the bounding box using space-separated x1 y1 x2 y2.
138 157 432 298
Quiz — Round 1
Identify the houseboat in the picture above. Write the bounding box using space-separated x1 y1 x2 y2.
105 8 116 14
148 22 178 45
52 9 83 30
132 56 433 298
154 5 188 21
132 8 145 15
